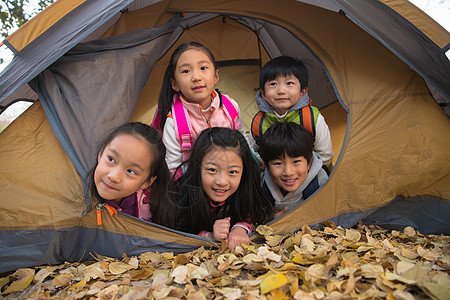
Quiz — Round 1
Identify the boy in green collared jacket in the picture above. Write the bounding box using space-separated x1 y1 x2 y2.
251 56 334 172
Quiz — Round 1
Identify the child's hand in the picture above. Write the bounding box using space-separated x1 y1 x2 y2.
213 217 231 240
274 207 288 218
227 226 250 249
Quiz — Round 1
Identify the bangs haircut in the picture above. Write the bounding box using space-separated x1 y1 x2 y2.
259 56 309 92
260 122 314 164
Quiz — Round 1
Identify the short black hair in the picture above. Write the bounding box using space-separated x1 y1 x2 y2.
260 122 314 165
259 56 308 92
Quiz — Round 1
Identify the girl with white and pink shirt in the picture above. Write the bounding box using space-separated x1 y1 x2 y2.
153 41 256 173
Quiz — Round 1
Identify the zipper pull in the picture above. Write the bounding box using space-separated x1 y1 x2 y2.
105 204 117 216
96 203 105 226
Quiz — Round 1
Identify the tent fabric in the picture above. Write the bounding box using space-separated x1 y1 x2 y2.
0 0 134 103
4 0 88 53
0 0 449 273
333 0 450 98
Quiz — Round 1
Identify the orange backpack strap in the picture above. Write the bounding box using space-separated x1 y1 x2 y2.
299 105 316 138
251 111 265 145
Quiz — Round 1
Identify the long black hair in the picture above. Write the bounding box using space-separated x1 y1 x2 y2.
87 122 177 228
157 41 218 131
175 127 273 234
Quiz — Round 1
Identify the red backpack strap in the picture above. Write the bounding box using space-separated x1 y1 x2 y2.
251 111 265 145
299 105 316 138
150 108 162 134
172 94 192 162
220 93 240 129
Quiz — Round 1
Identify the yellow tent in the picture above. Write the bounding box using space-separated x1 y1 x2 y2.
0 0 449 273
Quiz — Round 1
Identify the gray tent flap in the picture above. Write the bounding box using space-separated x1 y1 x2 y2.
0 0 135 104
232 16 341 110
361 196 450 235
0 226 202 273
31 13 221 174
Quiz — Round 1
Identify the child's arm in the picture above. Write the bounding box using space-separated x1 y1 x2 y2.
314 114 334 168
162 117 183 173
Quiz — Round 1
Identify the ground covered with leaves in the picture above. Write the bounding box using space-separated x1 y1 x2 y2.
1 223 449 299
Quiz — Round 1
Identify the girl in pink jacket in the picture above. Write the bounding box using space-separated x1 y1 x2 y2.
153 42 256 173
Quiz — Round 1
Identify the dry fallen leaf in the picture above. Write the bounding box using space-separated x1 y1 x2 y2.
1 223 447 299
3 268 34 295
260 273 288 294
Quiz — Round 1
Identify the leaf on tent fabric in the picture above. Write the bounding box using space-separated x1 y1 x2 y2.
151 270 170 289
293 289 317 300
3 268 34 295
127 256 139 269
215 287 242 299
256 225 273 237
0 275 10 289
400 247 419 259
391 289 415 300
109 261 133 274
305 263 327 281
171 265 188 284
345 228 361 242
50 273 73 290
97 284 119 298
128 267 154 280
257 246 281 262
396 261 416 275
121 286 150 299
68 278 86 291
4 223 448 299
33 268 53 284
243 253 264 264
361 263 384 279
139 251 163 263
300 236 315 253
385 272 416 285
84 266 105 282
417 245 441 261
403 226 416 237
152 286 174 299
269 287 290 299
260 273 288 294
174 253 190 266
266 234 284 247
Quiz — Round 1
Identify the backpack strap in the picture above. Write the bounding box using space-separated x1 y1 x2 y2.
150 107 162 134
251 111 265 145
302 176 320 200
299 105 316 139
171 94 192 162
219 92 240 129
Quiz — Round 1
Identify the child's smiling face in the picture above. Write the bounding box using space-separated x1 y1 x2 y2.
267 153 310 195
171 48 219 109
94 134 155 204
262 74 307 115
200 147 243 203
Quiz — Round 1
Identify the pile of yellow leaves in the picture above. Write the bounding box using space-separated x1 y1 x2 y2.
1 223 449 299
